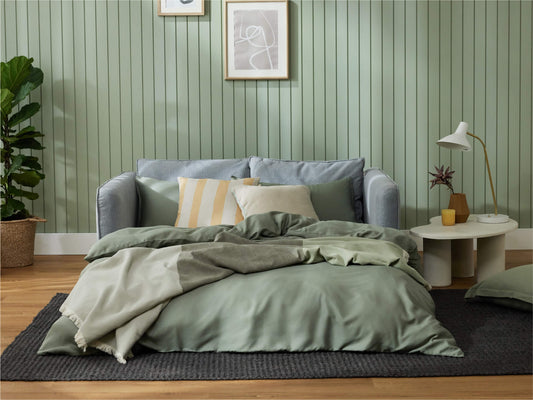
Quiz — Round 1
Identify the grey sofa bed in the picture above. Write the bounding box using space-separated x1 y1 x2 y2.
96 157 400 238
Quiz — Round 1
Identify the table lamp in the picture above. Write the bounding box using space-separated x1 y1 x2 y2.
436 121 509 223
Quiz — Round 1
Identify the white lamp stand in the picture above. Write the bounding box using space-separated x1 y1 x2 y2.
437 122 509 224
476 213 509 224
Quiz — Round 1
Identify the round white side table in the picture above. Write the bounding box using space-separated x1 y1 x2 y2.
409 215 518 287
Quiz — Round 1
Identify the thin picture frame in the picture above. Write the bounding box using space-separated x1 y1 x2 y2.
158 0 205 16
224 0 289 80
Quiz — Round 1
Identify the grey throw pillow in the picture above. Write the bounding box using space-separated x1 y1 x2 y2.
136 176 179 227
249 157 365 222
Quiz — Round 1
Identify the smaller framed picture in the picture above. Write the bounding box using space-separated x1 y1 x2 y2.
224 0 289 80
158 0 204 16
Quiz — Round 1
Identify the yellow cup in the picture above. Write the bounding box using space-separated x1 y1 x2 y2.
441 209 456 226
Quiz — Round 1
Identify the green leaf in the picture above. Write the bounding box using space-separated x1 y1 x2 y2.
5 130 44 143
10 137 44 150
12 170 43 187
20 155 42 170
5 154 25 176
7 186 39 200
16 125 35 135
1 88 14 118
8 102 40 127
0 197 26 219
11 66 44 106
1 56 33 93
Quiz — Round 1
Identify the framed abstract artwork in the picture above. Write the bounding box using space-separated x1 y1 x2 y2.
158 0 204 16
224 0 289 80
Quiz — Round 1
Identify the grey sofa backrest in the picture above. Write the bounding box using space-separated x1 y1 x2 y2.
137 159 250 180
96 157 400 239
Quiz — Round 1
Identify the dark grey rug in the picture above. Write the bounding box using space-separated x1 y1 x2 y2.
1 290 531 381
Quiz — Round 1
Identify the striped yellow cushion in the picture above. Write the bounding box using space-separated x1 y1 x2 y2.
175 177 259 228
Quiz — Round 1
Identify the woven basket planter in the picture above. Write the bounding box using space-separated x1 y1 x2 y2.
1 217 45 268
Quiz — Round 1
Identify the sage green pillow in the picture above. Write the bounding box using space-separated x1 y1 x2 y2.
136 176 180 226
261 178 357 222
465 264 533 312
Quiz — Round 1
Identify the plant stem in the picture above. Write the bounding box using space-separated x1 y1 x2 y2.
1 118 13 201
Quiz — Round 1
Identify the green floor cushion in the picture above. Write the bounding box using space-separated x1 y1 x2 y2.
465 264 533 312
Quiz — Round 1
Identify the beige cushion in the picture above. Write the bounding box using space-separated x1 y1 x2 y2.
175 177 259 228
232 185 319 220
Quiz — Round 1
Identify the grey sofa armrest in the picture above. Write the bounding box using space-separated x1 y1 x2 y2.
363 168 400 229
96 172 138 239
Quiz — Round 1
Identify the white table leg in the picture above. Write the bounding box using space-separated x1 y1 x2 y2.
451 239 474 277
423 238 451 287
477 234 506 282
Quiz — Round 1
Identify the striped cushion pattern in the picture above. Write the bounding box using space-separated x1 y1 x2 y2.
175 177 259 228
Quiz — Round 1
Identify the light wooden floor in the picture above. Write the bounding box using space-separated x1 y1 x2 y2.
1 251 532 400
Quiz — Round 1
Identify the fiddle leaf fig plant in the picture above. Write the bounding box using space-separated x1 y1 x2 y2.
1 56 45 220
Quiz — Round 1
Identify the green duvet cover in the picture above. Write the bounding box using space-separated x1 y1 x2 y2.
39 212 463 362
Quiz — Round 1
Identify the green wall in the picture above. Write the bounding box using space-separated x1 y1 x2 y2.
2 0 532 232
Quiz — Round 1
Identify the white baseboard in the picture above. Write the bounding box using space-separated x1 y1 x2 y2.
35 229 533 255
409 228 533 251
35 233 98 255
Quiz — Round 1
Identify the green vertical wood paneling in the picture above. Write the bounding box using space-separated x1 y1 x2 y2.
141 0 156 159
359 1 371 162
165 17 178 160
289 1 301 160
473 0 486 217
381 0 393 175
335 0 348 160
1 0 531 232
199 12 213 158
27 0 44 231
450 0 463 194
234 81 246 157
313 0 325 160
89 0 102 232
324 0 337 160
301 0 313 160
520 0 532 227
131 1 145 164
508 0 520 222
404 0 417 225
393 0 406 227
462 0 475 214
188 18 202 159
62 0 77 232
347 0 359 159
118 0 133 171
72 0 88 233
485 0 498 215
496 0 509 217
427 0 440 221
416 0 428 226
370 0 382 168
38 0 55 232
268 81 280 158
438 0 452 211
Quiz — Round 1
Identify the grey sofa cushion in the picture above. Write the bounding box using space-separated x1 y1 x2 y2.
137 158 250 181
250 157 365 222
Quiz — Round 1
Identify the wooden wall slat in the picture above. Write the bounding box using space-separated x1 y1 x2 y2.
393 0 406 228
519 0 532 227
1 0 530 232
416 0 428 226
404 0 417 226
